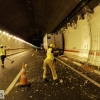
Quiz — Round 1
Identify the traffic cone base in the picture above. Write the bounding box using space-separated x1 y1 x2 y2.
16 82 31 87
16 74 31 87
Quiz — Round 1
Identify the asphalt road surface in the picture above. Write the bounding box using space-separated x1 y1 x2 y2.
0 49 100 100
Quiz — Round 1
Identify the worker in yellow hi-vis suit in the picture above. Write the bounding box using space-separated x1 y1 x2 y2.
0 45 6 68
43 44 59 83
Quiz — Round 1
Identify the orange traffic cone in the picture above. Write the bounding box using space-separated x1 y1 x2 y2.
16 63 30 87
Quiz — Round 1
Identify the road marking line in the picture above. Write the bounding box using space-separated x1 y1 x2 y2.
56 58 100 88
4 64 27 95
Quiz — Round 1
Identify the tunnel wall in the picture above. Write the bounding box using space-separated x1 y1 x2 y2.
63 14 90 62
88 5 100 66
63 5 100 67
0 31 32 56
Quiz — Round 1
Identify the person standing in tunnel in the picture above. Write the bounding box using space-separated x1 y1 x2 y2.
0 45 6 68
43 44 59 83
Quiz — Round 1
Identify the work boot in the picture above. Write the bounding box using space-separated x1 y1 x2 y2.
43 78 49 82
1 64 4 68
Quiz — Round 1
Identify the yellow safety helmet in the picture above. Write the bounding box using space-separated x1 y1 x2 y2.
49 44 55 48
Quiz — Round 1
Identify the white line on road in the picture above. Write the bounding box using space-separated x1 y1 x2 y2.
4 64 27 95
56 58 100 88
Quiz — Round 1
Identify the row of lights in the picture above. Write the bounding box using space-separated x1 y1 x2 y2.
0 30 33 46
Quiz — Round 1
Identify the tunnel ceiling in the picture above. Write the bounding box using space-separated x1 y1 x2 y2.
0 0 99 46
